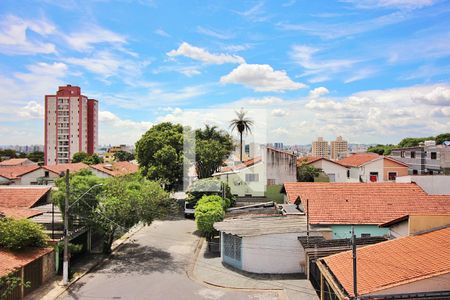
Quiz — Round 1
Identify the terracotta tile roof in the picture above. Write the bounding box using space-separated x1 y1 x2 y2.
219 157 262 173
0 186 51 208
282 182 450 225
43 162 89 175
90 161 139 177
0 248 53 277
0 158 34 167
337 153 380 167
0 165 40 180
0 207 43 219
297 156 346 167
322 226 450 297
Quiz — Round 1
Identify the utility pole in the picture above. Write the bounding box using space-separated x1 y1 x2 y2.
63 169 70 285
351 225 358 299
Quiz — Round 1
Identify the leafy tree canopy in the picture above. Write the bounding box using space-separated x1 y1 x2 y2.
114 150 134 162
0 218 48 251
195 125 234 179
27 151 44 163
135 122 184 190
297 164 320 182
72 152 103 165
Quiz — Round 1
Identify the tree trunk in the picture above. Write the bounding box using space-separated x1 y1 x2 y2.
240 132 243 162
102 227 116 254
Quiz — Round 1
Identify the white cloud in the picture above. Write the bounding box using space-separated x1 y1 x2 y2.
65 51 149 80
220 64 307 92
154 28 170 37
235 2 270 22
291 45 359 75
222 44 252 52
0 15 56 55
271 109 288 117
412 86 450 106
17 101 44 119
167 42 245 64
64 25 126 52
309 87 329 98
196 26 233 40
244 96 285 106
99 111 153 145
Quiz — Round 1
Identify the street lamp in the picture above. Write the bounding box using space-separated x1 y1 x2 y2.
62 169 103 285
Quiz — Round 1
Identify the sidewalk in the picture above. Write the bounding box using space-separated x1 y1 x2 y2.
25 224 145 300
192 239 319 300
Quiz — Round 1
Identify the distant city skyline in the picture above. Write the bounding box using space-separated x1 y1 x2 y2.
0 1 449 145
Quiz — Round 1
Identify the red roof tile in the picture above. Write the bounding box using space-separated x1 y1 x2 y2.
0 158 34 167
322 226 450 297
283 182 450 225
219 157 262 173
43 162 89 175
0 186 51 208
297 156 346 167
90 161 139 177
337 153 380 167
0 207 43 219
0 248 53 277
0 165 40 180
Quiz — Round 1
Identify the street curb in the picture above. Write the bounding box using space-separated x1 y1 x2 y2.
187 237 288 300
50 223 146 300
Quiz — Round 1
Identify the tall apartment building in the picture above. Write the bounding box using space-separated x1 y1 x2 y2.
330 136 348 160
45 85 98 165
312 137 329 158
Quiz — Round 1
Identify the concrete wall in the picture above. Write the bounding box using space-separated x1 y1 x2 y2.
310 160 348 182
331 225 388 239
42 250 56 282
360 159 384 182
389 221 409 238
242 232 306 274
397 175 450 194
265 147 297 186
409 215 450 234
368 273 450 296
217 162 265 197
383 158 408 181
89 168 112 178
17 168 46 185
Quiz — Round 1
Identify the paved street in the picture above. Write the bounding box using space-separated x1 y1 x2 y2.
58 219 279 300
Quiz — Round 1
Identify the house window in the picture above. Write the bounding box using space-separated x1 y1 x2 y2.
245 173 259 182
347 170 350 178
413 169 418 175
223 233 241 262
400 151 405 158
44 171 49 177
410 151 415 158
388 172 397 181
431 152 437 160
361 233 371 238
369 172 378 182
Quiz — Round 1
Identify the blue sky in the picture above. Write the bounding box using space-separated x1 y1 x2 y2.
0 0 449 145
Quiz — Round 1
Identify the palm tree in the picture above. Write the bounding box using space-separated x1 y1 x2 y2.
229 108 253 162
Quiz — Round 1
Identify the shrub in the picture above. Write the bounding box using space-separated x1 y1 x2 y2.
194 201 224 238
196 195 230 209
0 218 48 250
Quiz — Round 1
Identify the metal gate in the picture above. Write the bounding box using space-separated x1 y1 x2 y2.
23 257 43 296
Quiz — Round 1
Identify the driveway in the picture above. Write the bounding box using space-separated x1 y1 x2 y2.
58 219 279 300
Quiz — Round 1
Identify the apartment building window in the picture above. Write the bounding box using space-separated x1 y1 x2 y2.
410 151 415 158
431 152 437 159
388 172 397 181
245 173 259 182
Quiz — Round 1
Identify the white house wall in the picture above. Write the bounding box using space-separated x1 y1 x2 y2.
241 233 305 274
18 169 46 185
310 160 348 182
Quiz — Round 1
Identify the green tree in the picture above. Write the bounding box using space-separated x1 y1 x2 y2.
194 199 224 238
135 122 185 190
52 169 105 226
0 149 17 159
0 218 48 251
435 133 450 145
96 176 171 253
27 151 44 163
0 273 30 299
114 150 134 162
195 125 234 179
71 152 89 163
230 109 253 162
297 165 320 182
367 144 396 155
